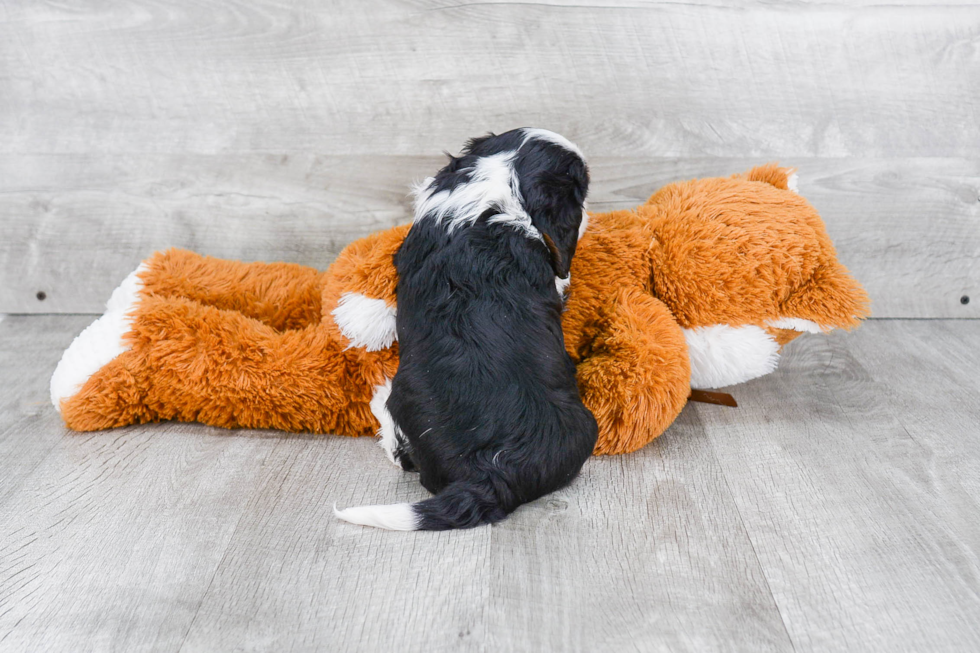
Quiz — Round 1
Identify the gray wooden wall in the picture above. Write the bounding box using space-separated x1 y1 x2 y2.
1 0 978 317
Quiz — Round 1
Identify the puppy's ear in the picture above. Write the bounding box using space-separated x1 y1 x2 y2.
527 168 588 280
541 233 569 279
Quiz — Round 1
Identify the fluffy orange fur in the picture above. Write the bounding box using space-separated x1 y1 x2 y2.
59 165 868 455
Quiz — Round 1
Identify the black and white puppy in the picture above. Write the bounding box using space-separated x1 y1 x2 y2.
334 128 598 531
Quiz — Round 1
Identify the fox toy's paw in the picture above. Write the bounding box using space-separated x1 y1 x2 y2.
50 263 147 418
576 288 690 455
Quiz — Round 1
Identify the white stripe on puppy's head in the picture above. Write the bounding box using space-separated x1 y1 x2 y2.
413 151 537 238
412 128 589 280
520 128 585 160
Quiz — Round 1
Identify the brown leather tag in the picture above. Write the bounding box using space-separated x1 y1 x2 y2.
688 389 738 407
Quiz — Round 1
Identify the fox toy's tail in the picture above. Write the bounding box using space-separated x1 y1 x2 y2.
334 479 507 531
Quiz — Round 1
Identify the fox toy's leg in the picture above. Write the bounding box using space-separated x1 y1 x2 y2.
51 264 148 420
141 248 324 331
574 288 691 455
50 253 321 425
322 224 409 352
56 290 398 434
52 228 411 434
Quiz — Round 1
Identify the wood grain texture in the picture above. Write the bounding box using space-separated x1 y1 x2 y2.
2 155 976 317
3 315 980 651
483 412 792 652
692 323 980 652
179 414 794 652
1 1 978 158
3 1 977 317
844 320 980 505
0 153 423 314
0 321 286 652
0 312 794 652
0 316 82 508
177 438 496 652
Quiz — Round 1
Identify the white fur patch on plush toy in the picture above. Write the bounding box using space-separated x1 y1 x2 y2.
786 172 799 193
684 324 781 390
332 292 397 352
50 263 146 412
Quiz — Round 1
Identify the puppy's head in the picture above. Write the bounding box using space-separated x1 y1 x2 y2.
509 129 589 279
413 128 589 279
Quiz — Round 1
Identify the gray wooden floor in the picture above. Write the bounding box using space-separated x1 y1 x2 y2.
1 315 978 652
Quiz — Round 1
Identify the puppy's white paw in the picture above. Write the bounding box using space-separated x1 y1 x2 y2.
50 263 147 412
370 379 403 467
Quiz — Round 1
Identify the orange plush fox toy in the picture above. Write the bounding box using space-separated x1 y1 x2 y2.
51 165 868 455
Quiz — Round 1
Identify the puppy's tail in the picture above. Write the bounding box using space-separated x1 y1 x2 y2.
334 480 506 531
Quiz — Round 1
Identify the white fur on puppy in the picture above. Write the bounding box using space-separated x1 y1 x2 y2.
413 152 539 240
555 275 571 298
334 503 419 531
370 378 405 467
520 128 585 160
